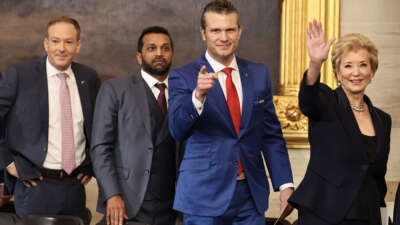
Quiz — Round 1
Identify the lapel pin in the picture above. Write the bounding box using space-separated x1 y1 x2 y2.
81 80 86 84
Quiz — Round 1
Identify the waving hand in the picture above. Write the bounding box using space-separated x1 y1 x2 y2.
305 19 336 85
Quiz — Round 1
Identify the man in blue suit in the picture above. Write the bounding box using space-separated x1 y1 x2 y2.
0 16 100 223
168 1 294 224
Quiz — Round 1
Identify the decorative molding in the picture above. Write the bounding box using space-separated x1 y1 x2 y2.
275 0 340 148
273 95 309 149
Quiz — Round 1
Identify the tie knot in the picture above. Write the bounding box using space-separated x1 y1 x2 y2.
222 67 233 77
57 73 69 80
155 83 166 91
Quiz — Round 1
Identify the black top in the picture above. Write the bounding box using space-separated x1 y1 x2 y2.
346 133 383 225
363 134 377 160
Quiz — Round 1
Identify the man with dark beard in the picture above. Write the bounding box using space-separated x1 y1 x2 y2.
91 26 179 225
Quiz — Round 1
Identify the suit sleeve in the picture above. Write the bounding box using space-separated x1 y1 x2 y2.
260 66 293 191
90 81 122 201
168 69 201 141
0 67 18 169
298 70 333 121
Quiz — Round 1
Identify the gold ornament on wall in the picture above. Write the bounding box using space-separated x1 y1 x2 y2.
274 0 340 149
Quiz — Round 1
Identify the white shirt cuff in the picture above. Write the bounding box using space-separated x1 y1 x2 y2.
6 162 14 169
192 90 205 115
279 183 294 192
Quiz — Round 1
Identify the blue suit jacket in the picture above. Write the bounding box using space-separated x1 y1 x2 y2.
0 57 100 180
168 54 293 216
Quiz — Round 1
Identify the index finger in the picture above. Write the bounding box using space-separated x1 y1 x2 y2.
76 173 83 180
119 209 124 225
106 209 111 225
199 65 207 74
210 73 218 80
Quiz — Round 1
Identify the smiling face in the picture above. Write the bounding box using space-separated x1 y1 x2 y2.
201 12 242 66
337 48 374 96
44 22 81 71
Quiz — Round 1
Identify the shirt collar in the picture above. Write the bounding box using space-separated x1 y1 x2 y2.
205 50 239 73
46 57 73 78
140 69 169 89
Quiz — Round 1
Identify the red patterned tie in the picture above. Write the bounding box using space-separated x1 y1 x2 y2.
57 73 76 174
155 83 167 116
222 67 243 175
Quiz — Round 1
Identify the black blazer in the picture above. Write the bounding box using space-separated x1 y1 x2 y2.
0 57 100 180
289 73 392 224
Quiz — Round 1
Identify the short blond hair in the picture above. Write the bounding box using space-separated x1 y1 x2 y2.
331 33 378 78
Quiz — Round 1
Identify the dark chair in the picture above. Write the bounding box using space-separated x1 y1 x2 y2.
0 212 18 225
266 217 292 225
16 208 91 225
82 208 91 225
0 200 15 213
17 214 84 225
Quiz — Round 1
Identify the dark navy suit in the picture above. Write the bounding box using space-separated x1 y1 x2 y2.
0 57 100 219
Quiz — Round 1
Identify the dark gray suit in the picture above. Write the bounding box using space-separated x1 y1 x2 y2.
91 72 179 225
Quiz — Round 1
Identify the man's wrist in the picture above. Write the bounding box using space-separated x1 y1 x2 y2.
194 89 205 103
279 183 294 192
6 162 14 169
192 90 205 115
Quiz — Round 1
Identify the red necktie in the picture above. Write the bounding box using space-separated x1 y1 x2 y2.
57 73 76 174
222 67 243 175
155 83 167 116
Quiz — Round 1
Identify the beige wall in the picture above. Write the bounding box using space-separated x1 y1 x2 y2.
340 0 400 183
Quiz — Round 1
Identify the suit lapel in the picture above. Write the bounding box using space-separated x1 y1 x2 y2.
199 55 237 137
366 97 384 158
37 58 49 133
155 116 170 146
334 87 368 162
237 58 253 137
72 63 91 127
135 73 152 139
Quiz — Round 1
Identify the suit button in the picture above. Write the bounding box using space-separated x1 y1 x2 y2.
233 160 238 165
144 170 150 175
43 147 47 152
148 147 153 151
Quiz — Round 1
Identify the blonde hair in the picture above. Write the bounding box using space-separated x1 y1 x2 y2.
331 33 378 78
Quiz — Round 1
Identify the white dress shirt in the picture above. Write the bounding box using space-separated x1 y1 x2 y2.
141 69 169 105
192 50 294 191
43 58 86 169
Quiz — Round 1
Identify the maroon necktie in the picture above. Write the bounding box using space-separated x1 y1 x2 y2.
222 67 243 175
155 83 167 116
57 73 76 174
